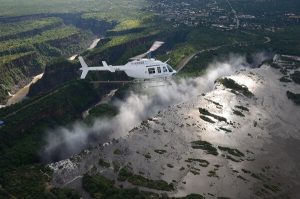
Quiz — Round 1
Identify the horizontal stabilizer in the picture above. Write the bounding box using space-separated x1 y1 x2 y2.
79 56 89 79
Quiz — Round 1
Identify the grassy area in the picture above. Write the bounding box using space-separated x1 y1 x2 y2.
185 158 210 167
286 91 300 105
234 105 249 112
268 26 300 56
218 146 245 157
83 173 204 199
217 78 254 97
191 140 219 156
220 127 232 133
0 0 146 17
85 103 118 124
158 27 260 71
0 17 62 38
98 159 110 168
118 167 174 191
199 108 227 122
81 0 147 23
200 115 216 123
0 26 81 53
232 109 245 117
290 71 300 85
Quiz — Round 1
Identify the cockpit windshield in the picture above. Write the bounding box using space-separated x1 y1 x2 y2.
166 64 174 72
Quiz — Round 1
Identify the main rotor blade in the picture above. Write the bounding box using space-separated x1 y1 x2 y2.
149 41 164 52
129 41 164 60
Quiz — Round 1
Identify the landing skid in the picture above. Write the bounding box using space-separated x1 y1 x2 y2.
90 77 174 88
90 80 133 84
138 78 173 89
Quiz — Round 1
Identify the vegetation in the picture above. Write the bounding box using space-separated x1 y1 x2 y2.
218 146 245 157
232 109 245 117
1 17 60 34
0 0 147 17
290 71 300 85
0 80 104 197
113 149 123 155
263 184 280 193
83 173 204 199
234 105 249 112
208 170 219 178
190 168 200 176
113 161 121 172
144 153 151 159
225 155 240 162
83 173 162 199
0 17 94 102
118 167 174 191
242 169 251 174
286 91 300 105
217 78 254 97
85 103 118 124
199 108 227 122
177 194 205 199
200 115 215 123
167 164 174 168
154 149 167 154
205 99 223 107
0 0 298 197
98 159 110 168
185 158 210 167
220 127 232 133
191 140 219 156
279 76 292 83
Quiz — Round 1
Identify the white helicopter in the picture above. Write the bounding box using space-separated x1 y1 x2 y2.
78 41 177 80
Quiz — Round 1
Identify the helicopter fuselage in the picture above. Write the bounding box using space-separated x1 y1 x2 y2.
114 59 176 79
78 41 177 80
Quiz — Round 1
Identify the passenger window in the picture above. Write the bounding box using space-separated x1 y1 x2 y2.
157 67 161 73
148 68 155 74
163 67 168 72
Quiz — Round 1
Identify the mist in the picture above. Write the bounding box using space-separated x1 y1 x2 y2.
42 54 264 163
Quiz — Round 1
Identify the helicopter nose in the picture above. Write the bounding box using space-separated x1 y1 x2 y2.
172 70 177 75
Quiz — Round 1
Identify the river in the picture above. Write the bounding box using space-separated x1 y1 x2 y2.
1 38 102 107
68 38 101 61
5 73 44 106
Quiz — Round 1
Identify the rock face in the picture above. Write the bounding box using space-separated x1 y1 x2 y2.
49 64 300 199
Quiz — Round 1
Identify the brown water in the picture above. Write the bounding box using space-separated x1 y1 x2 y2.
6 73 43 106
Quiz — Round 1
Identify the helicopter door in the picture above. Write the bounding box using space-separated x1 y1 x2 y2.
162 66 168 73
157 67 161 73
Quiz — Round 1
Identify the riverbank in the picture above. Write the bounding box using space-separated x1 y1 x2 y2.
5 73 44 106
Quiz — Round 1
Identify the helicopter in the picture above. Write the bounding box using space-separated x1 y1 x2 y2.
78 41 177 80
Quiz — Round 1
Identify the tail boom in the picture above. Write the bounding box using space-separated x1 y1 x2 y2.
78 56 116 79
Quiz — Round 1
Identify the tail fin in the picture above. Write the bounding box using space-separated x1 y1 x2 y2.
79 56 88 79
102 61 115 72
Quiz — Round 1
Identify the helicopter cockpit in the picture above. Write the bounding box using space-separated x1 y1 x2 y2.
166 64 174 73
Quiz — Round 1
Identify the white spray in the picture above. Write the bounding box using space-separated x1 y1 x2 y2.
42 54 261 162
